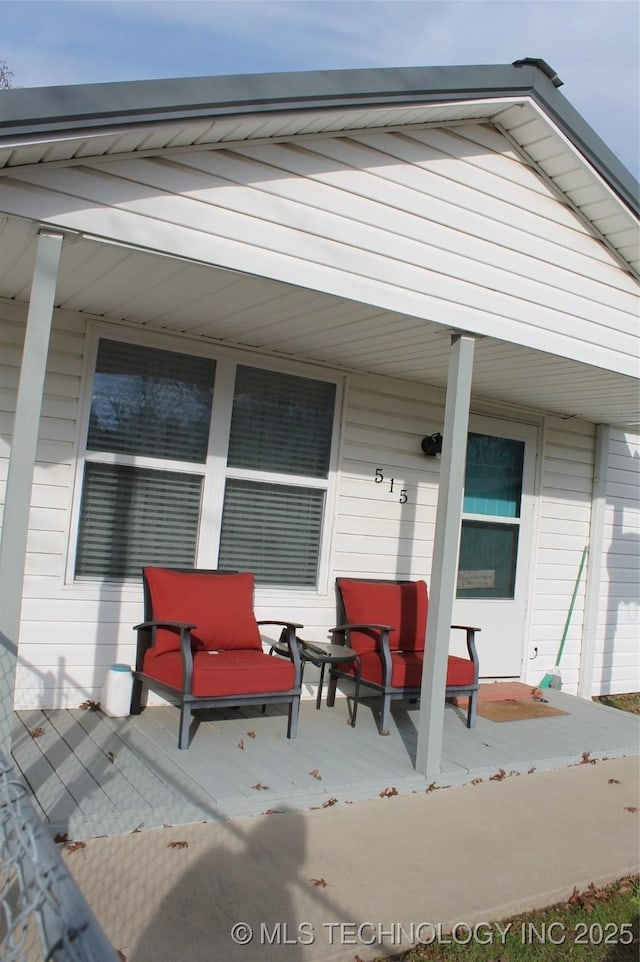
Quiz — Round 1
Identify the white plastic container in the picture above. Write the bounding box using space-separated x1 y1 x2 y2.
101 663 133 717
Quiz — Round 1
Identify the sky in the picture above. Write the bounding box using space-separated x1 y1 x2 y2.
1 0 638 178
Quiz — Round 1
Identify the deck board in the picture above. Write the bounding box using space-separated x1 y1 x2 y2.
11 691 639 839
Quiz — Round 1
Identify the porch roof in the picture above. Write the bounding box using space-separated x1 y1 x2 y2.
1 214 638 429
0 61 638 275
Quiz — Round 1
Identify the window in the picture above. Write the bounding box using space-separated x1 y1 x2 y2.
74 339 337 589
75 339 215 581
456 434 525 599
219 366 336 587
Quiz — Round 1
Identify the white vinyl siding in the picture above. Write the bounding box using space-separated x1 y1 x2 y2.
2 124 637 377
526 418 595 692
332 374 443 579
592 429 640 695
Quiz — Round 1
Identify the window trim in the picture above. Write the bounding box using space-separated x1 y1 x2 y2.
66 322 343 595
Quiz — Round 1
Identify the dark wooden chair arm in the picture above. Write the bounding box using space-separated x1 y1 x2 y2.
330 622 394 683
134 619 196 693
258 621 303 685
330 622 394 634
450 624 480 670
257 620 304 629
134 619 197 631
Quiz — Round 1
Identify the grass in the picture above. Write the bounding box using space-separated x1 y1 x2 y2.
385 877 640 962
594 692 640 714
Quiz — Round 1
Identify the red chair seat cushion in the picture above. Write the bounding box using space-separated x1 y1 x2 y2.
143 568 262 655
338 579 428 653
143 649 296 697
341 651 476 689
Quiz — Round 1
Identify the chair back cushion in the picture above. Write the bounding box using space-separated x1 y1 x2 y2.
143 568 262 655
337 579 428 654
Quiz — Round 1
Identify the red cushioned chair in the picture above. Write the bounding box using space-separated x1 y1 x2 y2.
327 578 479 735
131 568 303 749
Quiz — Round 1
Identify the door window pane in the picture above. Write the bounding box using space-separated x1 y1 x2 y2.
463 434 524 518
87 339 215 462
227 366 336 478
75 463 202 580
218 479 325 587
457 521 519 599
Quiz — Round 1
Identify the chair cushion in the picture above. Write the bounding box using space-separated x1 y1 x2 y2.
341 651 476 689
143 649 296 697
143 568 262 655
338 579 428 654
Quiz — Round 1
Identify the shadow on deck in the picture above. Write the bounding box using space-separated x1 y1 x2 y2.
11 689 639 839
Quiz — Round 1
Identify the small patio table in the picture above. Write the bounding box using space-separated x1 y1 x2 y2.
297 640 361 727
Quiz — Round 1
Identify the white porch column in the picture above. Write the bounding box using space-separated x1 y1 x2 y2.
0 229 64 754
415 332 475 777
578 423 610 699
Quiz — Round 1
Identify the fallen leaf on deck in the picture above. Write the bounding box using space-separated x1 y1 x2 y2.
322 797 338 808
54 833 69 844
490 769 507 781
309 768 322 780
624 806 638 813
168 840 189 849
30 727 46 738
247 731 256 738
130 823 144 834
106 751 114 763
65 841 86 853
608 778 621 784
471 778 483 785
580 751 596 765
310 878 328 887
252 783 269 790
80 700 101 711
238 739 244 750
379 787 398 798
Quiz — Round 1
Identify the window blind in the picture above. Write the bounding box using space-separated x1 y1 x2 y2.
87 339 215 463
218 479 324 586
228 366 335 478
75 463 202 580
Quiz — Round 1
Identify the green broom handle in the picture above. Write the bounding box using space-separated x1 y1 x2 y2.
554 545 588 667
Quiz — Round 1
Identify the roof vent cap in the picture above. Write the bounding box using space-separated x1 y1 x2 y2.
513 58 563 87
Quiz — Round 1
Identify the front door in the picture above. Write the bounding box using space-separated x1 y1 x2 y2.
452 416 539 678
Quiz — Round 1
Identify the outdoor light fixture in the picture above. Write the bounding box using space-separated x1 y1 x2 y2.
421 432 443 457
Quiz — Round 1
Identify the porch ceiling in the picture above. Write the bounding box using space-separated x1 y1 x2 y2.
2 215 639 429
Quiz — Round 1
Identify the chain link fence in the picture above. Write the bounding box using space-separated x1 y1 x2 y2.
0 751 119 962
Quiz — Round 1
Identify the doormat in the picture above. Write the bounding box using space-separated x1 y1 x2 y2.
477 699 569 722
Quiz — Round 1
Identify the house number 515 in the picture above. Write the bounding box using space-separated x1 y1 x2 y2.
374 468 408 503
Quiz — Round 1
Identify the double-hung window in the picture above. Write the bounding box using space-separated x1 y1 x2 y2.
75 339 215 580
74 336 337 589
219 365 336 587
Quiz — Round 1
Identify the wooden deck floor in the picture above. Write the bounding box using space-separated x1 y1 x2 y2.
11 690 639 839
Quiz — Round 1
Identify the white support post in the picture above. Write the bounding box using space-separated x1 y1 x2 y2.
578 423 610 699
0 229 63 754
415 332 475 777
